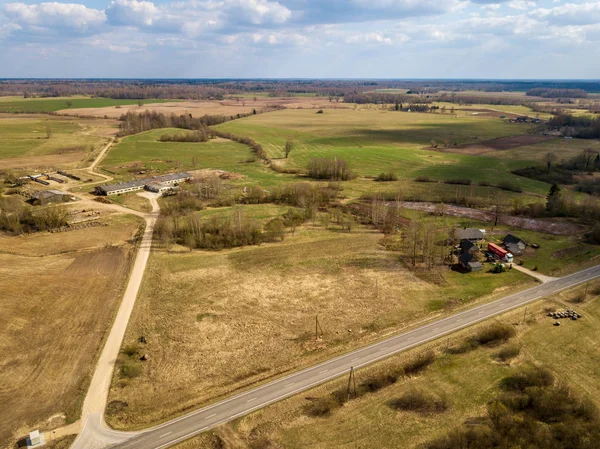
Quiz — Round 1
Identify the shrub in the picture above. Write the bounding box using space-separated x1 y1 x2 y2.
449 323 515 354
120 361 142 378
496 344 521 361
444 179 472 185
375 172 398 182
496 181 523 193
403 350 435 376
415 175 434 183
358 367 403 394
501 366 554 391
388 389 449 414
472 323 516 346
304 396 339 417
587 223 600 244
307 157 355 181
122 344 139 357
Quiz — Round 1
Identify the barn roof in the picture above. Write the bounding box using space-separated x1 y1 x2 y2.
456 228 485 241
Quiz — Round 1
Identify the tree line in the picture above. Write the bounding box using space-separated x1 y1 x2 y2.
159 129 210 143
527 88 588 98
0 197 68 234
548 113 600 138
3 79 600 101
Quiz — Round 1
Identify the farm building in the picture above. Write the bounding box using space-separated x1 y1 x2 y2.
503 234 526 256
31 190 74 205
458 253 483 272
456 228 485 242
95 179 145 196
95 172 191 196
145 181 173 194
459 239 480 255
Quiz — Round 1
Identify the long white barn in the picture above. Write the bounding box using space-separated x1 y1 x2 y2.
95 172 191 196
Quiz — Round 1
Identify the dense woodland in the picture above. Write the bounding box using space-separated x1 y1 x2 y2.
527 88 588 98
2 79 600 100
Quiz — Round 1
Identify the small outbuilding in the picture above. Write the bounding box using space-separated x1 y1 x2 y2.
31 190 74 205
458 253 483 272
27 430 44 447
503 234 526 256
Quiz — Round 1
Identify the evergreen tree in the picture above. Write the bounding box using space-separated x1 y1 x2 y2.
546 183 561 214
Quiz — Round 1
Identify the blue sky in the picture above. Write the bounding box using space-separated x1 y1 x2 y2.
0 0 599 78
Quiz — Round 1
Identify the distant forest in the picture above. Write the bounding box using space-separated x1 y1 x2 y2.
1 79 600 100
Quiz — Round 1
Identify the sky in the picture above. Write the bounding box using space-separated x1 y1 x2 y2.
0 0 599 78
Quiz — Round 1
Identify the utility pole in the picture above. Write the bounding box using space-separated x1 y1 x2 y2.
523 307 527 325
347 366 357 401
315 316 324 340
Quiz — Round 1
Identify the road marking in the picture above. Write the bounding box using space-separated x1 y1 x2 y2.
246 397 257 403
205 413 216 420
352 357 360 362
319 369 328 374
159 432 172 438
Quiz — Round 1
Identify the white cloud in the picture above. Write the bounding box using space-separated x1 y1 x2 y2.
345 32 394 44
224 0 291 25
249 30 307 45
3 2 106 35
105 0 160 27
507 0 536 10
534 2 600 25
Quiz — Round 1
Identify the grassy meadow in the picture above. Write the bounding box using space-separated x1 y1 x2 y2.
171 279 600 449
101 129 281 184
106 218 533 430
0 115 114 169
214 108 553 196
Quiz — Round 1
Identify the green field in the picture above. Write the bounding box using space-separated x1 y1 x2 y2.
0 96 170 113
0 115 110 168
214 109 551 196
102 129 282 183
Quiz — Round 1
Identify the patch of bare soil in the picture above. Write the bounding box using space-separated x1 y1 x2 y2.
189 168 245 180
552 246 591 259
397 201 587 235
455 108 519 119
57 97 349 119
436 135 554 156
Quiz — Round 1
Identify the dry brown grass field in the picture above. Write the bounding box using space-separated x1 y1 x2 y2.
0 213 142 446
58 97 349 119
106 222 531 430
170 280 600 449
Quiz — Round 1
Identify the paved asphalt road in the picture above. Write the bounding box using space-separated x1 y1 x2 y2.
109 264 600 449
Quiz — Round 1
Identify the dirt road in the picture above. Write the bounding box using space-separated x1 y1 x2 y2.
69 192 159 449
